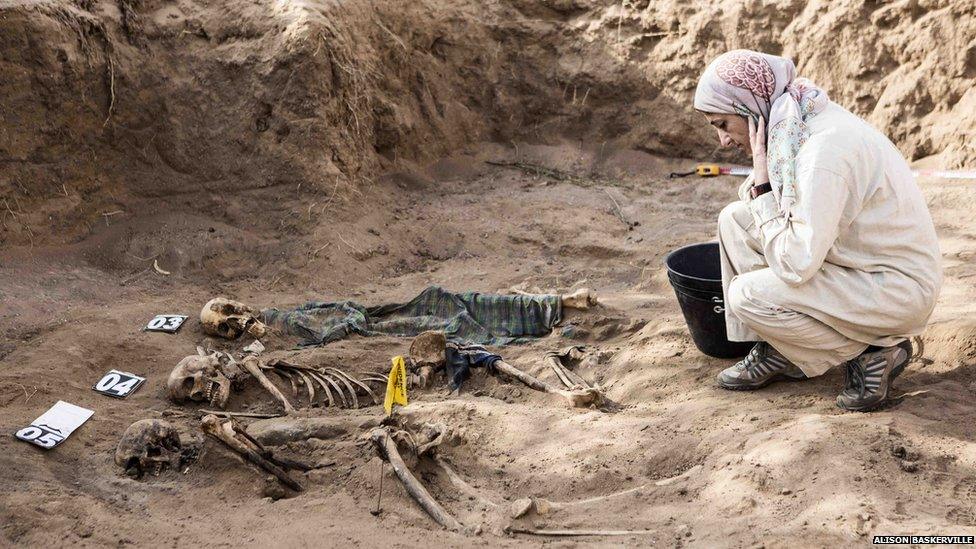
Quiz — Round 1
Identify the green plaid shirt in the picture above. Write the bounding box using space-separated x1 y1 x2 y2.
261 285 562 346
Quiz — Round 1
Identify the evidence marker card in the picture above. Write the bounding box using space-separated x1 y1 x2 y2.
144 314 187 334
92 370 146 399
15 401 94 450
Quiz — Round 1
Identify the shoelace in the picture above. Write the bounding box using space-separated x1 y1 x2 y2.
737 343 768 373
845 360 867 398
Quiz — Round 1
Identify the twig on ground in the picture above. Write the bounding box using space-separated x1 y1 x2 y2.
120 268 150 285
103 57 115 127
485 160 575 181
603 188 634 229
322 177 341 209
337 233 363 256
508 527 654 537
152 259 170 276
4 383 38 404
126 251 159 262
374 19 407 50
102 210 124 226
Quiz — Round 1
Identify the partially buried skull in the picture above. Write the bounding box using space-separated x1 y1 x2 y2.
200 297 267 340
167 349 234 408
409 331 447 388
115 419 186 478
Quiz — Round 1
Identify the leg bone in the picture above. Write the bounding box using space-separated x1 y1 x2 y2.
370 428 463 532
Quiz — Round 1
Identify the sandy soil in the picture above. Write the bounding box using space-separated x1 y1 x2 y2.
3 141 976 547
3 0 976 547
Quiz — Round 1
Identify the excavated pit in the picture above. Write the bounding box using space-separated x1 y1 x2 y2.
2 0 976 546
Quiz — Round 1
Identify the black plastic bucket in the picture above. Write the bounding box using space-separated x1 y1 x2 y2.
665 242 753 359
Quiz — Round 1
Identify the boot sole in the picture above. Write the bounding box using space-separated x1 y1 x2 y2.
718 373 808 391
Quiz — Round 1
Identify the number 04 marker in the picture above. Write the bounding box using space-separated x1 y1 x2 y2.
92 370 146 398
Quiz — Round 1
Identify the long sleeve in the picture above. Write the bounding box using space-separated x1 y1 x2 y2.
748 167 850 285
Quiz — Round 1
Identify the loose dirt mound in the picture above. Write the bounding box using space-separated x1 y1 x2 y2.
2 0 976 547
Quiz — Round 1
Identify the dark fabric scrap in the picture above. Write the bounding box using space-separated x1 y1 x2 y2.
260 285 562 347
445 343 502 391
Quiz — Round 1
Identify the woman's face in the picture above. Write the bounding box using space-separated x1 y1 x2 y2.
702 112 751 156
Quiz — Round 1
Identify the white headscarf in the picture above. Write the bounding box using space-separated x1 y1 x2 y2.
694 50 829 217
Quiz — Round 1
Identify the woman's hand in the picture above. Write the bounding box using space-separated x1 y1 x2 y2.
748 116 769 185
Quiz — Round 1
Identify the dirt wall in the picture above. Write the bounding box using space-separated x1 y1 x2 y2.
1 0 973 248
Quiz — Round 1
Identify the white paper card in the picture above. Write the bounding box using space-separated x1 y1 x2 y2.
15 401 94 449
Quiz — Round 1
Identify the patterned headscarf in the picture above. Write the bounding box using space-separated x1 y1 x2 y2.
694 50 829 217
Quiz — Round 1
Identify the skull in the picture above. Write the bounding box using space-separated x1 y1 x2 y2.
200 297 267 340
115 419 183 478
409 331 447 388
167 350 233 408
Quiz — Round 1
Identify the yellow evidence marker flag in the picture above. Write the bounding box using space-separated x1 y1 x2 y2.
384 356 408 415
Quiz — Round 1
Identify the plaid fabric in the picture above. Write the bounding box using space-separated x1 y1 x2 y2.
261 285 562 346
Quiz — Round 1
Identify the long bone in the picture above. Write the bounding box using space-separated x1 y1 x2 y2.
240 356 296 413
492 360 603 409
370 428 463 532
201 414 304 492
545 351 590 389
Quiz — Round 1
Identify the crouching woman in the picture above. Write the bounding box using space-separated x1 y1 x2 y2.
694 50 942 411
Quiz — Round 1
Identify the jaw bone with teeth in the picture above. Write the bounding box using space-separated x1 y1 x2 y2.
200 297 267 340
167 350 234 408
115 419 186 478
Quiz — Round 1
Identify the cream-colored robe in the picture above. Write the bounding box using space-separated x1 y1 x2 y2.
718 101 942 377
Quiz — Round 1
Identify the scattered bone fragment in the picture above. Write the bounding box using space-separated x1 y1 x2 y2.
243 340 265 354
200 297 267 339
201 414 304 492
370 428 463 532
510 498 532 518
